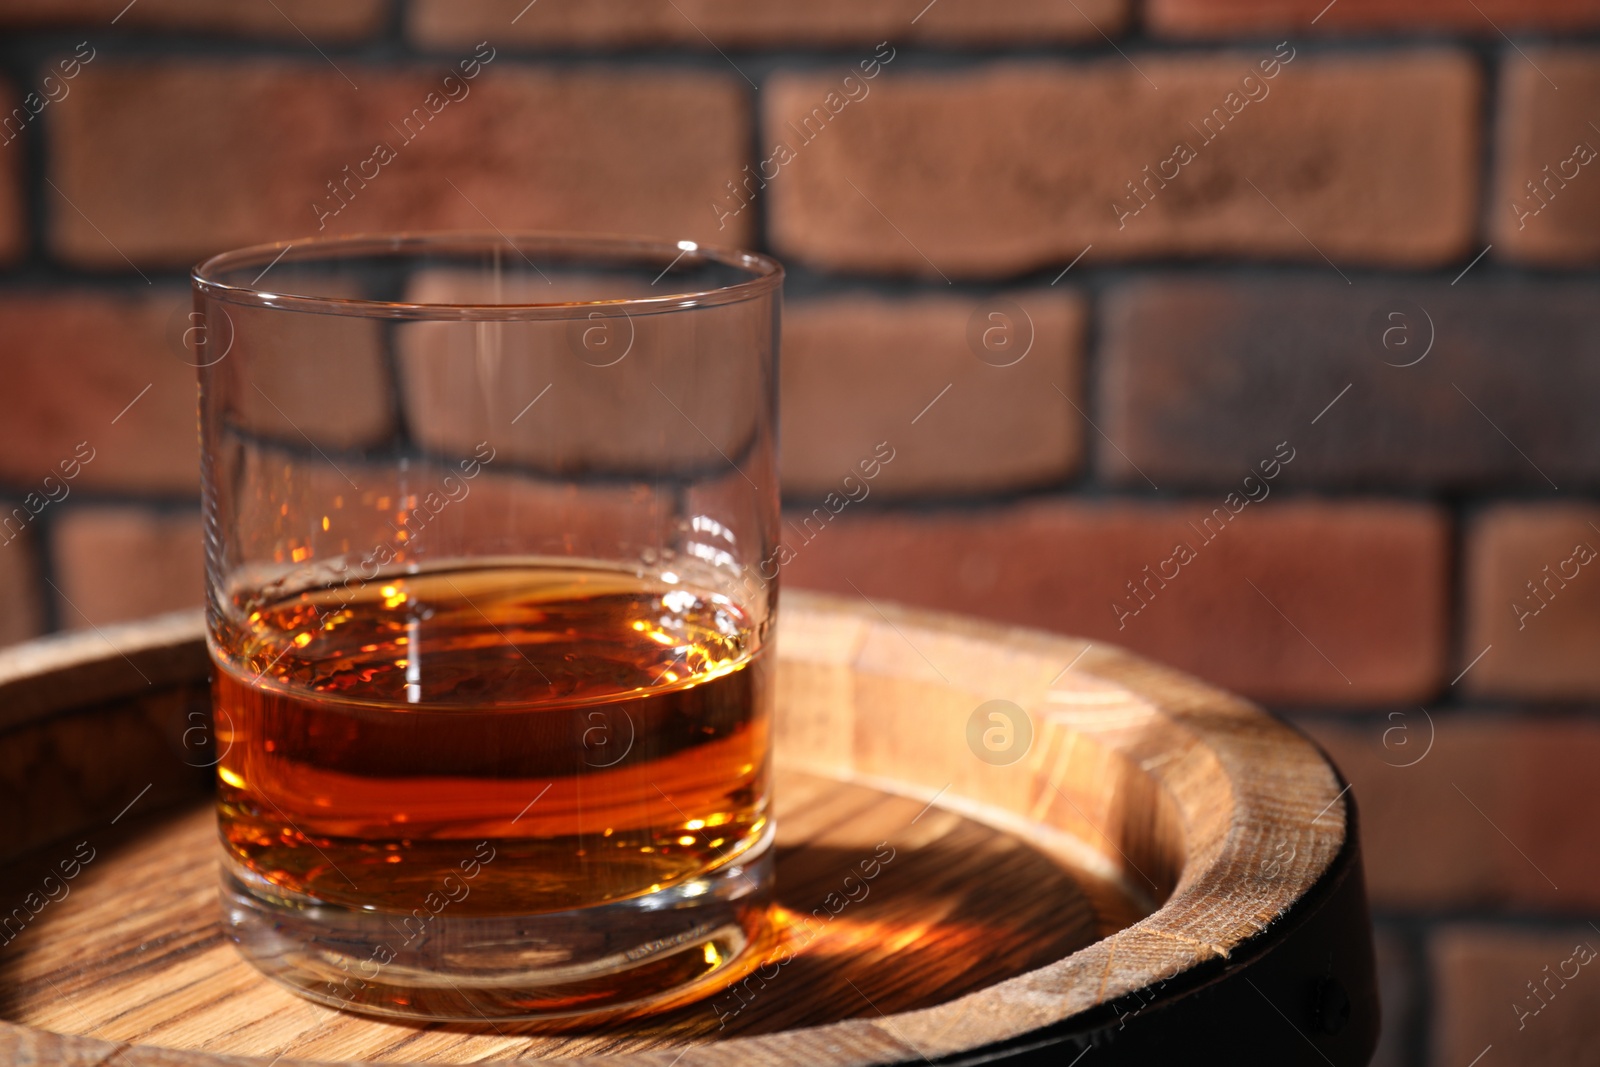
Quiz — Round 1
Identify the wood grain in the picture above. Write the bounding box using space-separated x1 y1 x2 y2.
0 770 1138 1062
0 591 1350 1066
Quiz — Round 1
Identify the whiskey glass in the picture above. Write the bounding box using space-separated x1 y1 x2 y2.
191 232 782 1021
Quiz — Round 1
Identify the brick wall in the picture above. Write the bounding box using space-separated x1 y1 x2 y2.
1 2 1597 1062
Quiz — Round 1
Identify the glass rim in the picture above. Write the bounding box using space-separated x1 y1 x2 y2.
191 230 784 321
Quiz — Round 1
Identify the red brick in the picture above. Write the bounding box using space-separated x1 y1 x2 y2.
0 291 199 494
781 291 1083 498
0 0 386 39
1491 50 1600 266
764 52 1478 278
216 298 394 452
1147 0 1600 36
1098 278 1600 490
0 76 23 263
408 0 1125 49
50 507 203 628
782 499 1447 705
1371 926 1419 1067
48 60 752 268
1431 926 1600 1066
0 523 46 647
1462 504 1600 700
389 270 769 479
1303 716 1600 911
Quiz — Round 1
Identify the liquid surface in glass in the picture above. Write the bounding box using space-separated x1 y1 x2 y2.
212 563 771 914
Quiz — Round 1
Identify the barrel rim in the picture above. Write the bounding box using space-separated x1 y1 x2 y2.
0 591 1350 1066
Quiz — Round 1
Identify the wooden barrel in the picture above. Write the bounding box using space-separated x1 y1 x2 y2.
0 591 1378 1065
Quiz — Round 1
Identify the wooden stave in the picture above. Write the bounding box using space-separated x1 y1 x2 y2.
0 591 1374 1065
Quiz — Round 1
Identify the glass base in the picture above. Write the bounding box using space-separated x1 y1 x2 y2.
221 831 777 1023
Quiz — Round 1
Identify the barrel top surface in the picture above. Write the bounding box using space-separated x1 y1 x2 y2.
0 591 1349 1066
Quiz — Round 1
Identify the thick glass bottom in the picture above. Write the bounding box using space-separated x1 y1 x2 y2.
220 831 777 1023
